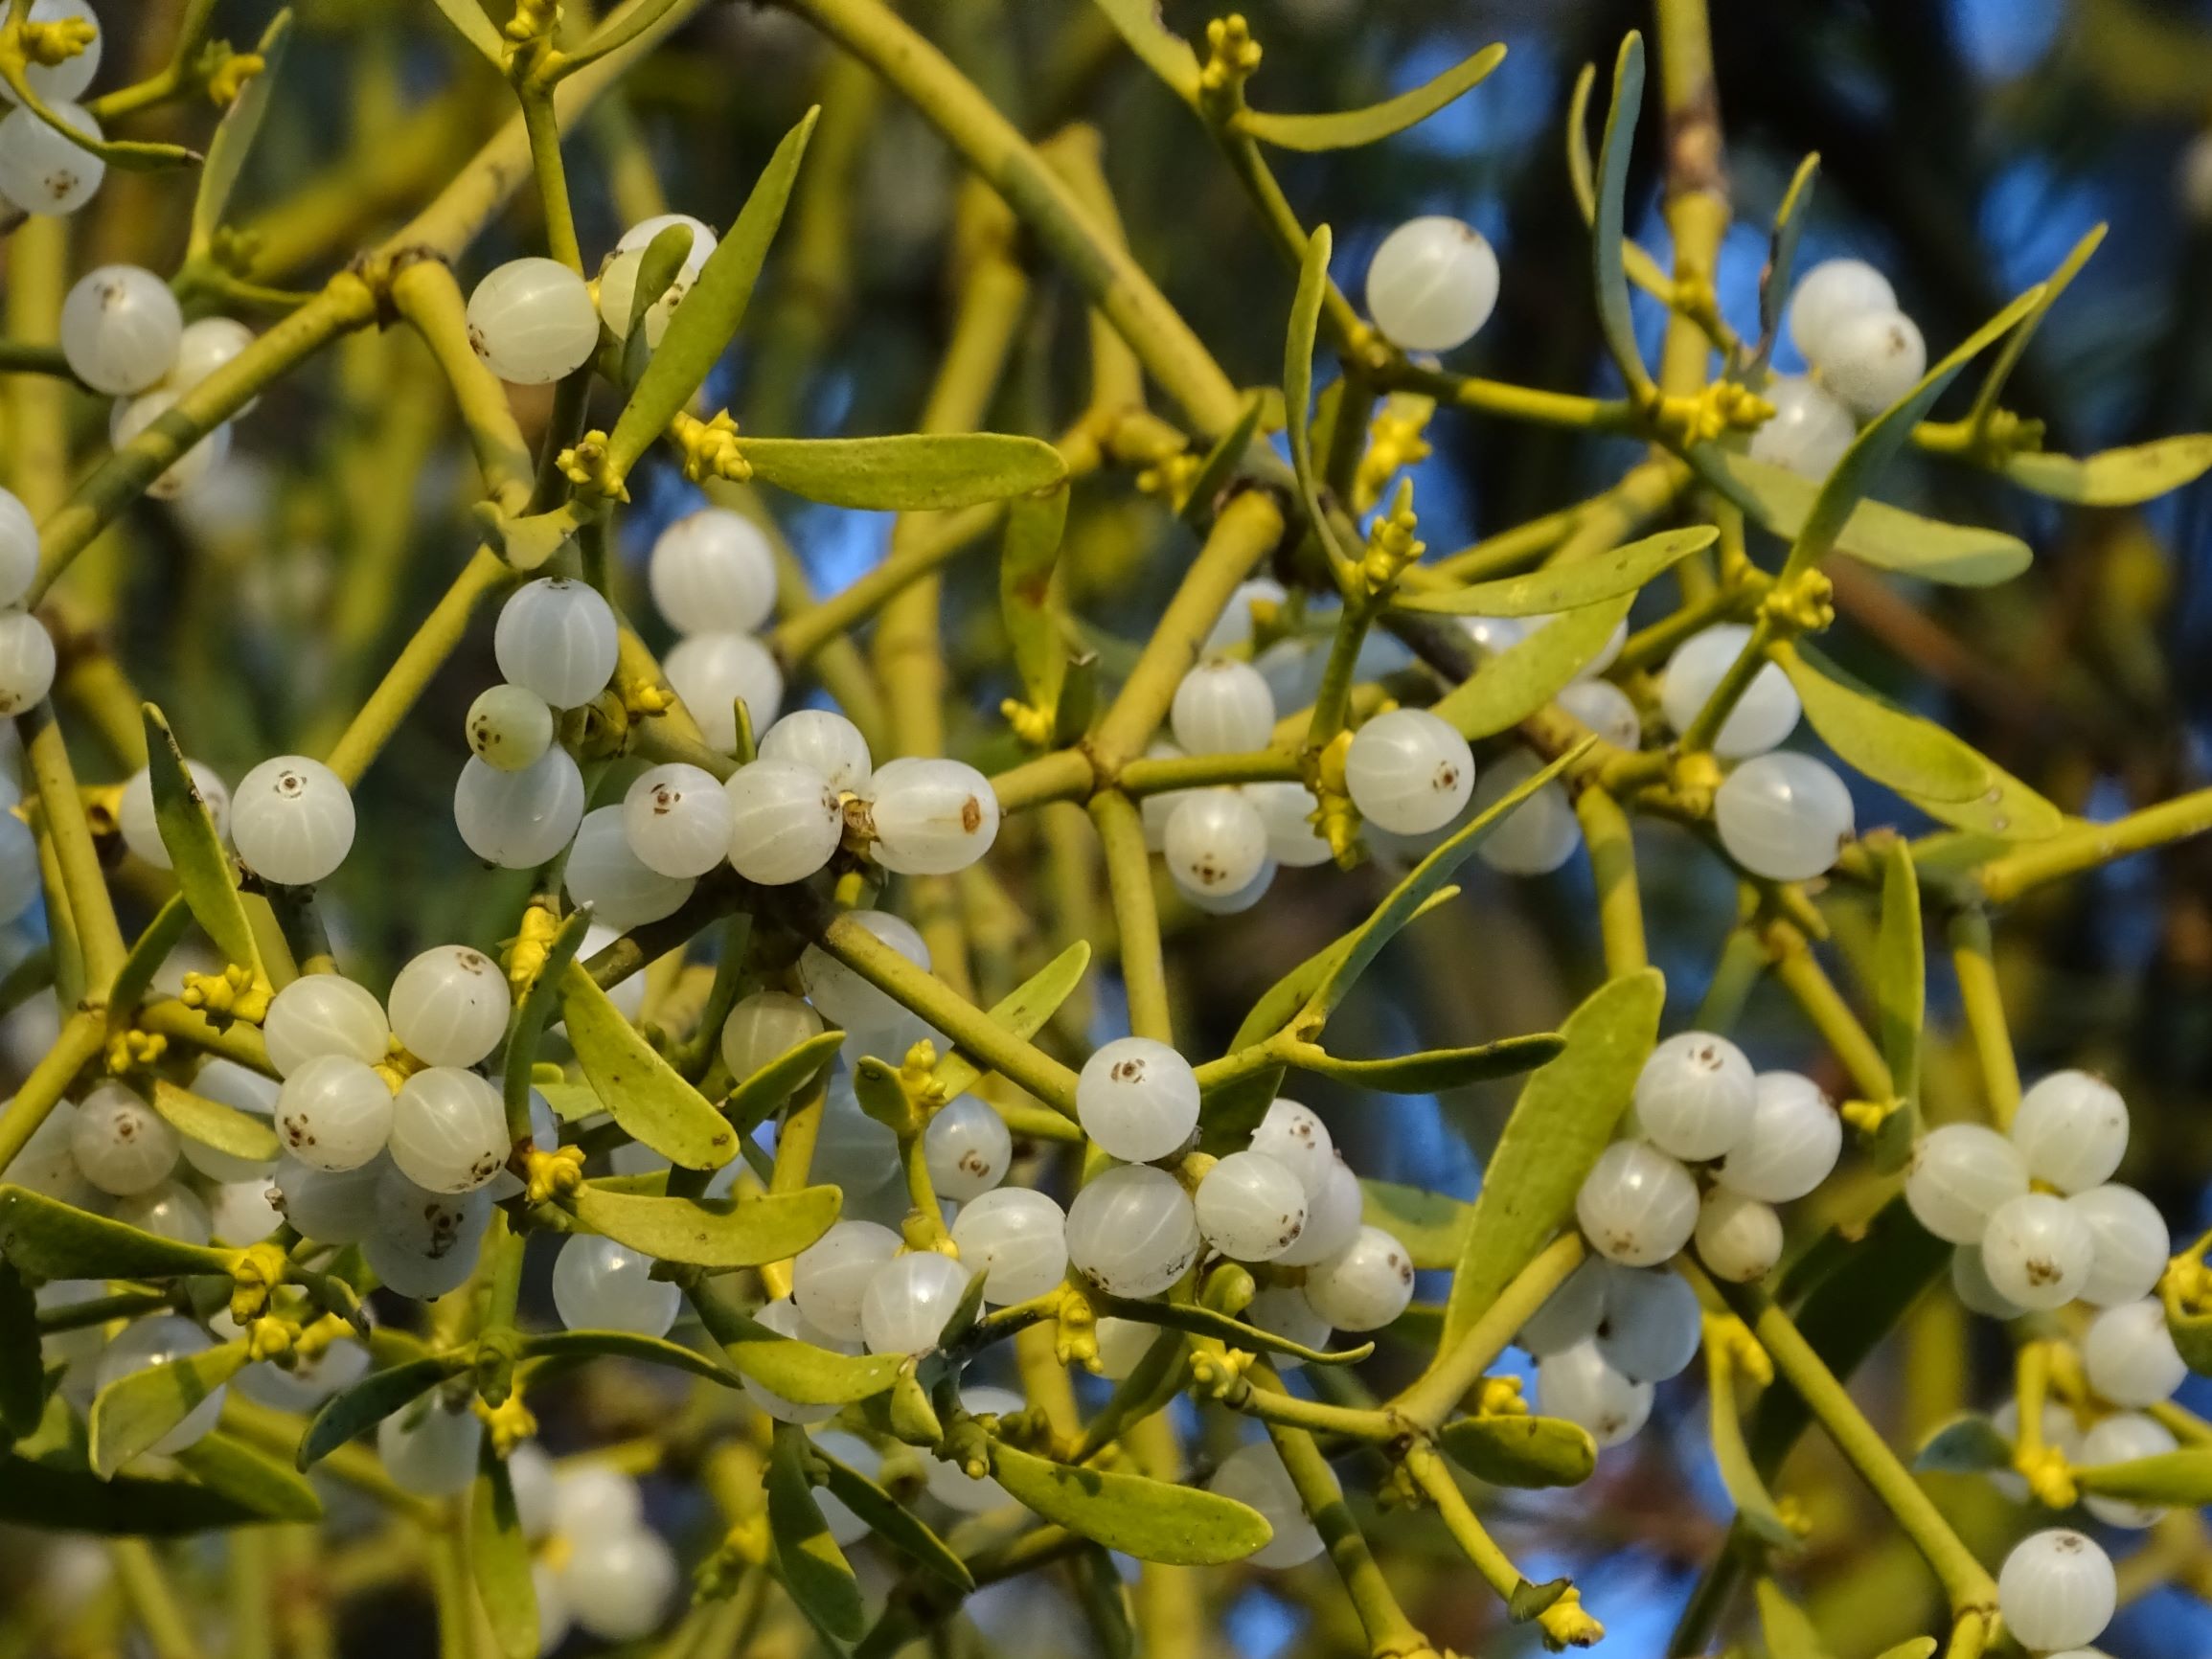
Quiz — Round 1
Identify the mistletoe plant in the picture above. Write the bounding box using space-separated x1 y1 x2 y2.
4 1 2212 1656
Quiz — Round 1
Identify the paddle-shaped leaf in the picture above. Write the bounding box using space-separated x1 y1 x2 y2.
1564 62 1671 299
170 1433 324 1522
814 1443 974 1591
1709 1347 1801 1546
1283 224 1351 569
471 1458 538 1659
426 0 504 60
988 1441 1272 1565
768 1422 865 1639
1757 153 1820 362
1435 1414 1596 1489
1755 1579 1835 1659
191 10 292 251
1084 0 1201 97
1873 839 1923 1170
689 1292 903 1405
1237 44 1506 151
2003 437 2212 506
89 1338 250 1476
1225 890 1460 1054
1966 224 2104 425
518 1329 740 1387
1177 394 1264 530
560 962 738 1170
144 705 262 976
1296 1034 1563 1093
0 1184 236 1280
566 1183 838 1269
1360 1179 1472 1270
739 433 1068 511
1589 35 1653 398
1397 527 1715 617
607 108 817 478
1002 484 1072 728
1437 970 1663 1348
726 1029 844 1129
931 940 1092 1100
149 1079 279 1165
1430 594 1637 739
298 1354 460 1469
1912 1413 2013 1475
2073 1446 2212 1505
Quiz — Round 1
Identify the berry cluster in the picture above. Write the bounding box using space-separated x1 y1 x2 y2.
1752 257 1927 480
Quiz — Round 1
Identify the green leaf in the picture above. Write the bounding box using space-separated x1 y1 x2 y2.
1237 44 1506 151
1090 1294 1373 1367
1305 745 1594 1025
609 108 817 477
1359 1179 1471 1271
814 1443 974 1592
725 1030 844 1129
1001 484 1072 729
297 1354 460 1469
1225 889 1462 1054
1873 1643 1938 1659
1873 839 1923 1170
1296 1034 1564 1093
1068 1543 1136 1659
1084 0 1201 98
1755 1579 1835 1659
1693 448 2030 587
737 433 1067 511
1397 527 1715 618
0 1258 43 1436
168 1432 324 1522
1430 593 1638 740
1757 155 1820 360
932 940 1092 1100
1563 61 1670 301
2002 436 2212 506
1437 970 1663 1349
768 1422 865 1639
1508 1578 1572 1622
1589 34 1652 397
148 1079 279 1165
690 1292 904 1406
1177 394 1265 531
518 1329 740 1387
1911 1413 2013 1475
1774 642 2064 840
0 1184 236 1280
1709 1352 1801 1547
1779 285 2047 585
89 1338 250 1476
191 10 292 249
1283 224 1352 571
615 221 698 384
1967 224 2103 425
560 961 739 1170
427 0 505 60
143 705 261 974
567 1182 837 1270
987 1441 1272 1565
1435 1414 1596 1489
0 1443 309 1533
2166 1285 2212 1377
470 1458 538 1659
2072 1446 2212 1506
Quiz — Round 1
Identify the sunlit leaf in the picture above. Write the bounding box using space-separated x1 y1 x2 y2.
2072 1446 2212 1506
297 1354 461 1469
738 434 1067 511
1359 1179 1471 1271
2002 436 2212 507
1873 839 1923 1170
1589 34 1652 397
988 1441 1272 1565
1296 1034 1564 1093
144 705 261 976
1284 224 1351 570
88 1339 250 1477
566 1183 838 1270
169 1432 323 1522
1435 1414 1596 1489
1564 61 1671 300
725 1030 844 1129
1084 0 1201 98
191 10 292 249
148 1079 279 1165
1755 1579 1835 1659
1757 153 1820 360
814 1443 973 1591
560 962 739 1170
931 940 1091 1101
690 1291 904 1406
0 1184 236 1281
1002 484 1072 730
1396 527 1714 618
1430 593 1637 739
470 1457 537 1659
768 1422 865 1639
1237 45 1506 151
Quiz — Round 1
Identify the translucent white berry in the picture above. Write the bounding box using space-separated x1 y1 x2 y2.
1209 1440 1327 1568
1246 1105 1336 1203
1303 1225 1414 1330
741 1297 859 1425
798 909 929 1032
863 757 999 875
2084 1298 2186 1408
618 212 718 268
165 316 256 401
466 258 599 384
760 709 872 794
117 758 227 871
2011 1070 2128 1194
1245 779 1331 867
388 1067 507 1194
1996 1530 2113 1654
363 1214 488 1301
454 747 585 869
792 1220 902 1343
1163 788 1267 899
1694 1188 1783 1284
60 265 180 396
4 2 101 104
1814 307 1925 418
618 761 731 880
1982 1191 2094 1312
1904 1122 2027 1244
494 578 617 711
722 757 842 885
272 1156 383 1244
1066 1163 1201 1298
1078 1035 1199 1164
1244 1285 1334 1370
276 1056 393 1173
1203 578 1288 658
1471 748 1581 875
377 1397 482 1497
466 684 554 773
950 1188 1066 1305
207 1177 284 1245
552 1233 680 1336
721 989 826 1082
94 1316 222 1456
1715 753 1855 882
0 609 56 715
1195 1150 1307 1262
565 1529 674 1643
113 1182 212 1246
108 389 231 498
1749 375 1856 478
1558 677 1642 750
2066 1184 2167 1308
0 100 103 216
232 755 354 885
665 630 783 750
262 975 388 1079
1090 1315 1164 1380
1950 1243 2024 1320
1716 1072 1840 1203
809 1429 881 1545
388 945 511 1068
564 805 693 931
1635 1030 1757 1162
1787 259 1896 362
1659 625 1801 759
1365 216 1500 352
1345 709 1474 835
1170 659 1277 755
923 1095 1011 1201
648 508 777 636
925 1384 1023 1511
1518 1256 1608 1355
70 1082 179 1196
1576 1141 1699 1266
1181 856 1275 915
1538 1339 1652 1448
1992 1397 2081 1503
1276 1152 1363 1267
0 486 34 606
858 1250 971 1354
2079 1411 2177 1528
1594 1263 1701 1383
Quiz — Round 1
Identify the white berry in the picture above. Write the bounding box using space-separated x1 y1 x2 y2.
858 1250 971 1354
2083 1298 2186 1408
388 1067 508 1194
1996 1530 2114 1654
1471 747 1582 875
494 579 617 711
1366 216 1500 352
863 757 999 875
0 101 104 216
552 1233 680 1336
648 509 778 636
2011 1070 2128 1194
1659 625 1800 760
1209 1441 1327 1568
1065 1163 1201 1298
1538 1339 1652 1448
1195 1150 1308 1262
664 630 783 750
1787 259 1896 363
1749 375 1856 478
60 265 180 396
467 258 600 384
1078 1036 1199 1164
1715 753 1854 882
276 1056 393 1172
723 757 843 885
2066 1184 2167 1307
232 755 354 886
1694 1188 1783 1284
387 944 511 1068
950 1187 1066 1304
923 1095 1011 1201
466 684 554 773
1345 709 1474 836
1303 1225 1415 1330
70 1083 178 1196
792 1220 902 1344
454 747 585 869
1813 307 1926 418
564 805 694 931
1595 1264 1702 1382
116 758 227 872
1716 1072 1840 1203
1904 1123 2028 1244
760 710 872 794
1171 659 1277 755
798 909 929 1032
1576 1141 1699 1266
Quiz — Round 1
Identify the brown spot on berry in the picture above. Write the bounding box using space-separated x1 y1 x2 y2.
961 796 982 832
